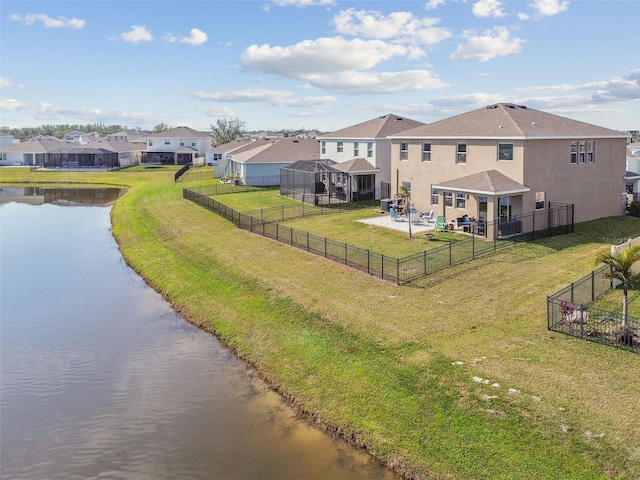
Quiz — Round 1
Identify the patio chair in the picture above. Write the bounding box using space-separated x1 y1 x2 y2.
435 215 447 231
422 209 435 223
390 207 405 222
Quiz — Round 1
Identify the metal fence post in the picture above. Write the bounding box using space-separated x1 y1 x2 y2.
449 241 452 266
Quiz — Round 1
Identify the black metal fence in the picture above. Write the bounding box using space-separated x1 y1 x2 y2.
174 164 191 182
184 187 525 284
547 266 639 354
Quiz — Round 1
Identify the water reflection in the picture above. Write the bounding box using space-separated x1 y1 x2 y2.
0 186 126 206
0 199 398 480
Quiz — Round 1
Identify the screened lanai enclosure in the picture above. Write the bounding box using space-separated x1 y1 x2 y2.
280 159 387 206
46 147 120 168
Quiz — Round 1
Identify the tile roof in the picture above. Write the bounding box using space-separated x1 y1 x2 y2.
433 169 530 195
393 103 626 139
320 114 426 139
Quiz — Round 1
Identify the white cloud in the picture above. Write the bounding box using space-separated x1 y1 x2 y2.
269 0 336 7
332 8 451 46
472 0 506 18
198 106 238 118
0 77 26 88
242 37 414 78
180 28 208 46
193 88 336 107
529 0 570 16
450 26 524 62
9 13 85 29
425 0 445 10
305 70 448 94
115 25 153 43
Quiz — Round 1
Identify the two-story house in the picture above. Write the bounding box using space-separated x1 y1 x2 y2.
319 114 425 196
144 126 212 165
388 103 627 225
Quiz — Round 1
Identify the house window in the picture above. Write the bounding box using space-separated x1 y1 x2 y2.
180 139 184 146
402 181 411 193
164 139 170 145
587 141 595 163
422 143 431 162
499 197 512 219
498 143 513 161
337 141 343 153
535 191 546 210
400 142 408 161
367 142 373 157
321 141 326 154
456 193 466 209
431 187 439 205
570 142 577 164
192 142 196 147
456 142 466 164
354 142 359 156
444 192 453 207
578 141 586 163
148 139 153 146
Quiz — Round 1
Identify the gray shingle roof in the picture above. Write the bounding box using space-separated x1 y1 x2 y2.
149 126 211 138
393 103 626 139
433 169 529 195
234 138 320 164
320 114 426 139
332 157 379 173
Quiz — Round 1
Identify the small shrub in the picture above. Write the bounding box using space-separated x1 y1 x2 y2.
627 200 640 217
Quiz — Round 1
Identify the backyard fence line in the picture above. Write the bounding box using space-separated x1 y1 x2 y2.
183 187 536 284
547 265 639 354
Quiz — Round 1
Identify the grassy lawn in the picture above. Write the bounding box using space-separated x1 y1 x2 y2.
3 168 640 479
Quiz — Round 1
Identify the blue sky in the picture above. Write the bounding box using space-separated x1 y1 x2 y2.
1 0 638 133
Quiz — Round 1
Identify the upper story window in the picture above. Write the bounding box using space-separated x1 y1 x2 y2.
191 142 196 147
422 143 431 162
180 139 184 146
587 141 595 163
578 141 586 163
321 141 326 155
164 138 171 145
498 143 513 161
148 139 153 146
456 142 466 164
400 142 408 161
354 142 359 157
367 142 373 158
337 141 343 153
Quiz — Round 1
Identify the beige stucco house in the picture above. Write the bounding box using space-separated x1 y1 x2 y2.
389 103 627 228
144 126 212 165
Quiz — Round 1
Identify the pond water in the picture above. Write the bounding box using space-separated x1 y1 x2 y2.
0 188 398 480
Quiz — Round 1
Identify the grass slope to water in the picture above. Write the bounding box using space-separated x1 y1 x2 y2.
3 168 640 479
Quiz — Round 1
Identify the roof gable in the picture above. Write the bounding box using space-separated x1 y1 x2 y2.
320 114 426 139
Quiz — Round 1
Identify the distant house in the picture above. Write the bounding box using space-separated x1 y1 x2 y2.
144 126 212 165
205 138 255 176
626 142 640 199
226 137 320 186
318 114 426 196
0 137 144 168
388 103 627 228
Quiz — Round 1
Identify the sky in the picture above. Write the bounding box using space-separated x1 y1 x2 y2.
1 0 639 133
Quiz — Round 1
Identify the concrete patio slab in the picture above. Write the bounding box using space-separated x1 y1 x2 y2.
357 214 435 234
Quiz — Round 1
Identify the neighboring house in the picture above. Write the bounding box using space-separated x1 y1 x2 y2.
388 103 627 227
0 133 15 147
144 126 212 165
626 142 640 199
318 114 426 193
205 138 255 176
0 137 144 167
226 137 320 186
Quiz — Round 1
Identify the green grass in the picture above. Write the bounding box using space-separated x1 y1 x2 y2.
3 168 640 480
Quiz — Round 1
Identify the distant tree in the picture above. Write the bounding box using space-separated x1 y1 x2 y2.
595 245 640 329
153 122 171 133
210 118 246 146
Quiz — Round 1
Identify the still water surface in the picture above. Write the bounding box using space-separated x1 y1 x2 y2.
0 190 398 480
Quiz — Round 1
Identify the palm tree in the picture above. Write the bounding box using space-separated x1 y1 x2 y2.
595 245 640 328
